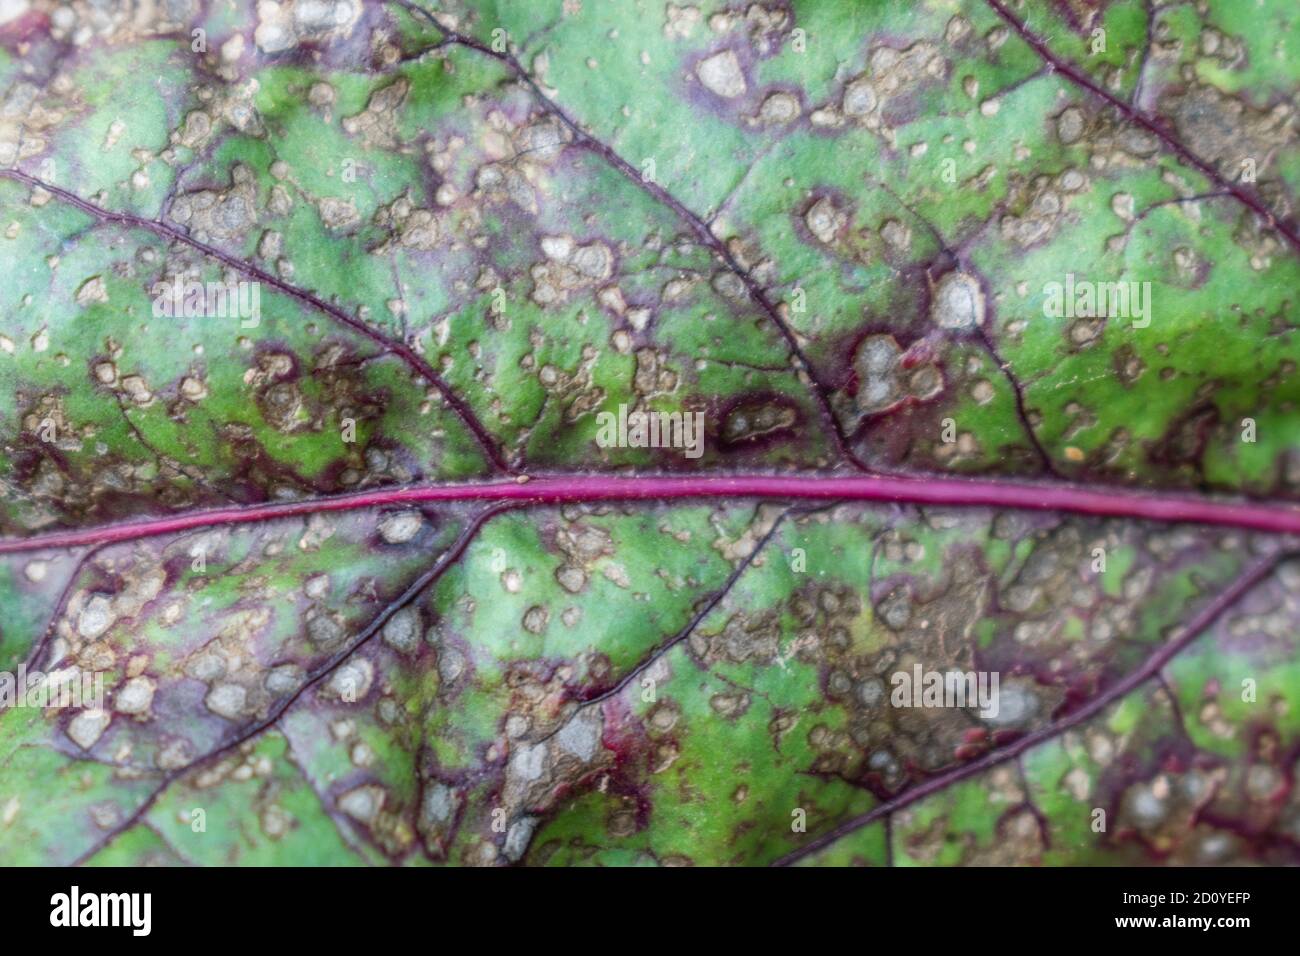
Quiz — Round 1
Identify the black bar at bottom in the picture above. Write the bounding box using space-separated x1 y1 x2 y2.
5 864 1289 942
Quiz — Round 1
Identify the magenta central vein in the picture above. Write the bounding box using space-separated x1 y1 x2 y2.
3 474 1300 554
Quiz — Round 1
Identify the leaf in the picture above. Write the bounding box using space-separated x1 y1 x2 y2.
0 0 1298 866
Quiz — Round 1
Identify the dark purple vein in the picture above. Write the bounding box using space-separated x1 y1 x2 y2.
581 506 794 707
390 0 869 473
70 502 511 865
771 549 1284 865
985 0 1300 253
868 179 1056 473
975 316 1059 477
0 167 511 475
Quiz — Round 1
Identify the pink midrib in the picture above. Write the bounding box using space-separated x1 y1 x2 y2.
3 473 1300 554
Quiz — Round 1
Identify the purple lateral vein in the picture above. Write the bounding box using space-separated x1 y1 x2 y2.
3 473 1300 554
984 0 1300 253
770 551 1284 865
0 167 512 475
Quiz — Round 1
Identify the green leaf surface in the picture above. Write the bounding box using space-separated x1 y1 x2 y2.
1 0 1298 866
